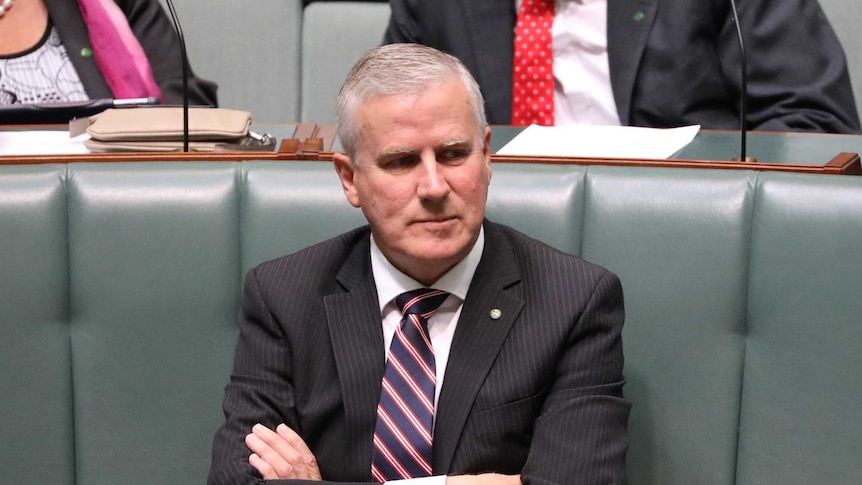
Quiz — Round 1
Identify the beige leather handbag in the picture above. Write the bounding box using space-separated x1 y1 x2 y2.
78 107 272 152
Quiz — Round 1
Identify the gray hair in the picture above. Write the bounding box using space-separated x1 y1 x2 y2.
336 43 487 161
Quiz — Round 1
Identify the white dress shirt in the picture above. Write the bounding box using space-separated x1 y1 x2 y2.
517 0 621 125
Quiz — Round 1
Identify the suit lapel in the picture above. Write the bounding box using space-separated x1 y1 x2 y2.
324 235 384 480
433 223 524 473
607 0 658 124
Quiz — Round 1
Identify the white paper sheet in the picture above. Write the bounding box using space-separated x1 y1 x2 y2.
496 124 700 159
0 131 91 156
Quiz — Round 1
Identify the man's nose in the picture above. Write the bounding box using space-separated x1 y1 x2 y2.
416 157 450 200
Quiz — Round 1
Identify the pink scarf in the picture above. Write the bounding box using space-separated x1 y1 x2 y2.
76 0 162 101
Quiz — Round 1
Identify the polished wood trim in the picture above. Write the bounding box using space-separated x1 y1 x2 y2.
0 122 322 164
4 147 859 175
0 144 308 164
487 152 862 175
2 123 860 174
315 124 337 151
301 151 861 175
824 152 862 175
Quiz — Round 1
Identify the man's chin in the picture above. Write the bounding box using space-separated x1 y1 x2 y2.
411 240 472 266
386 237 475 284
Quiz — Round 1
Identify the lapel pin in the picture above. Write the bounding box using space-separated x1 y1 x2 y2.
489 308 502 320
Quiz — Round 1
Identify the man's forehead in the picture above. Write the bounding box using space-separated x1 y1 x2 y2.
357 77 469 113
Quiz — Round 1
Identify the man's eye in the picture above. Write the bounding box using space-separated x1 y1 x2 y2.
384 156 417 169
439 149 468 162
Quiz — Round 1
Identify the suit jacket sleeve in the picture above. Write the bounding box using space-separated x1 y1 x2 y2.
719 0 859 133
383 0 516 125
208 268 300 485
208 263 372 485
116 0 218 106
520 270 629 484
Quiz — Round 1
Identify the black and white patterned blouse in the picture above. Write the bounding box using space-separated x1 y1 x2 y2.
0 23 88 105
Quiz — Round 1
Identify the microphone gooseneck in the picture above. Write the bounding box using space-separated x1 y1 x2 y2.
165 0 190 152
729 0 748 162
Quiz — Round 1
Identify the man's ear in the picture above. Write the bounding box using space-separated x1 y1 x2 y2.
483 126 493 184
333 152 361 208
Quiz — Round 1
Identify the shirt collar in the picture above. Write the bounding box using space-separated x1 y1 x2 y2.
370 226 485 313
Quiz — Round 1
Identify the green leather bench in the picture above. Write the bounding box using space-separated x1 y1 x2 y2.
2 161 861 484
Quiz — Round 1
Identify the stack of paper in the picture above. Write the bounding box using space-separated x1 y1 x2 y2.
497 124 700 159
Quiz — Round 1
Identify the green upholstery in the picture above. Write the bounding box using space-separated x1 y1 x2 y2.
66 164 240 484
241 162 366 275
738 174 862 484
300 2 391 124
0 164 73 485
163 0 303 122
582 168 755 485
820 0 862 112
1 161 861 484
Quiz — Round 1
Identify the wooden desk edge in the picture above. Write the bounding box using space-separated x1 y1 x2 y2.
303 151 861 175
3 122 859 175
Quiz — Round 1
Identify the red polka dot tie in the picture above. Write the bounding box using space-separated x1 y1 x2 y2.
512 0 555 126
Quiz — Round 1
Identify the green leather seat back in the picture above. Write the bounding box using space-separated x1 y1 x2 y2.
300 2 392 123
820 0 862 113
737 172 862 484
0 164 74 485
66 163 240 485
486 164 586 255
581 167 756 485
166 0 303 121
4 161 862 485
241 161 366 277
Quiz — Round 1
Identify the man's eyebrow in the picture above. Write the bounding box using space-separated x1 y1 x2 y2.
437 138 474 150
375 138 474 159
375 146 417 162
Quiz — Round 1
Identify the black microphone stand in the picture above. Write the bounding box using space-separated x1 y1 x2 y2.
729 0 756 162
165 0 190 152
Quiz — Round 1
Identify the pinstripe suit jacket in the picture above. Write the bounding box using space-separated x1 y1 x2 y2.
209 221 630 485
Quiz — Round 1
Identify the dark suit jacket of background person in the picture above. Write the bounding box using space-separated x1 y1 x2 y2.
384 0 861 134
209 221 630 485
44 0 217 106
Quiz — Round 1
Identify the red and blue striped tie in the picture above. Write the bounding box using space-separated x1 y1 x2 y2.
371 288 449 482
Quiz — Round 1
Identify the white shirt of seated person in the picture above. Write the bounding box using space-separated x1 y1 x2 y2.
516 0 621 126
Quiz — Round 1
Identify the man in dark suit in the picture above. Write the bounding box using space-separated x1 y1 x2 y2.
384 0 861 134
208 43 629 485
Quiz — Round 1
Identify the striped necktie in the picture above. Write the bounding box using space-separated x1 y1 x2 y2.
371 288 450 482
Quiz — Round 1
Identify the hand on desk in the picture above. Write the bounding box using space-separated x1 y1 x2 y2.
246 423 322 481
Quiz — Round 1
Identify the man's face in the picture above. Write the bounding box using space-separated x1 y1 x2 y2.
334 79 492 285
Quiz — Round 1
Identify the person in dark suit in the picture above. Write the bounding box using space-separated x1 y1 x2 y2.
208 43 629 485
383 0 861 134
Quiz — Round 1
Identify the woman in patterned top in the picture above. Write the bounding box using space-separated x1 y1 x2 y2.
0 0 216 108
